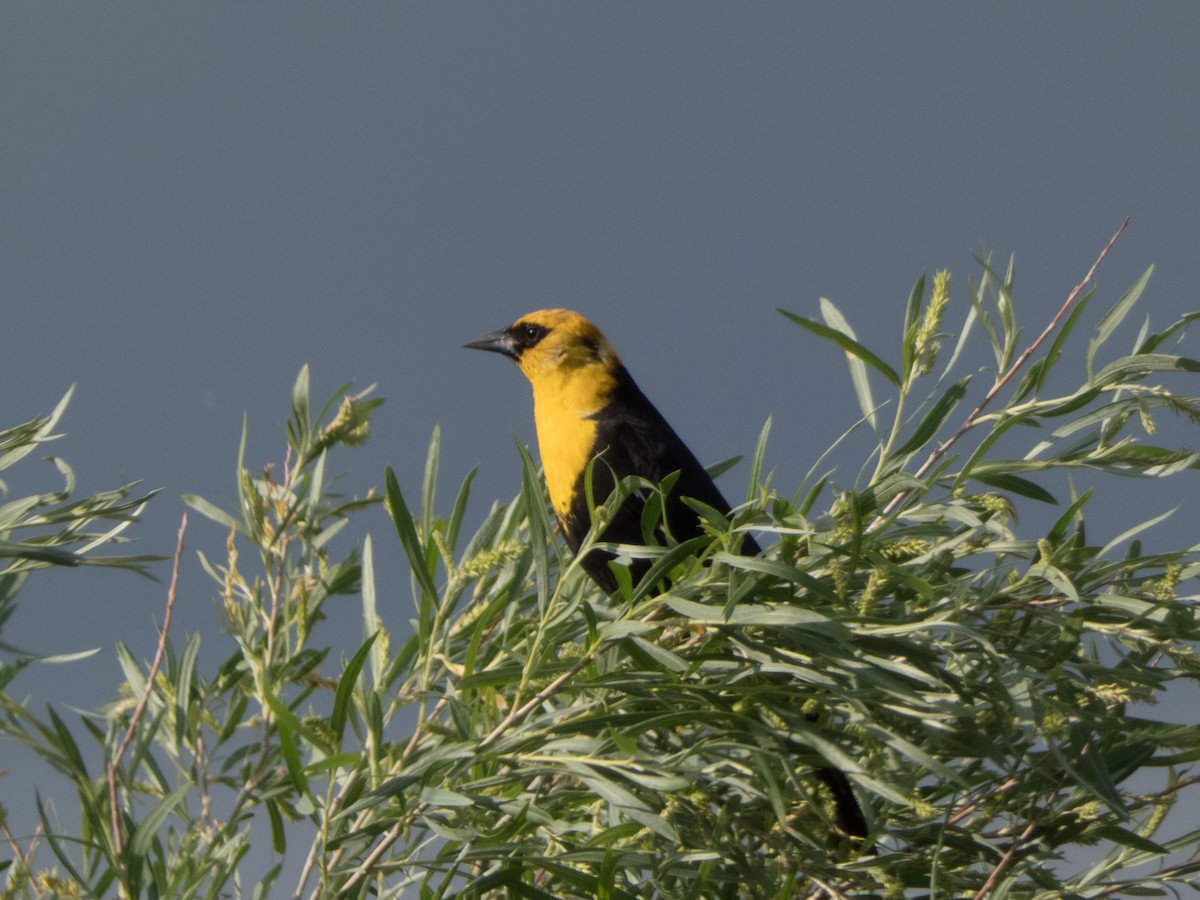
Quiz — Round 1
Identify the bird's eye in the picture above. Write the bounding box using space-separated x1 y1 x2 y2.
513 322 549 347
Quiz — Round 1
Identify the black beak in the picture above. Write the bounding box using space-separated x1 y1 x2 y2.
464 328 518 360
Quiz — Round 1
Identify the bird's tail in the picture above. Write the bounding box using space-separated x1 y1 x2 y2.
815 765 868 845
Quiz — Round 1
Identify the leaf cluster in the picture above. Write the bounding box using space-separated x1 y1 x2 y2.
0 388 158 688
3 252 1200 899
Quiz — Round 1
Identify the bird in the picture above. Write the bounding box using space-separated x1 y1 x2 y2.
465 308 759 593
466 309 867 842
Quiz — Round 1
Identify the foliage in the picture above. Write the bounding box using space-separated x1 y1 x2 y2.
3 242 1200 898
0 387 158 684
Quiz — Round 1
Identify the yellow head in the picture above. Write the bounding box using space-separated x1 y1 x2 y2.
465 309 622 408
466 309 623 518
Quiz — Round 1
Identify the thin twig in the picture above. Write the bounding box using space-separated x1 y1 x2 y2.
107 512 186 862
973 753 1075 899
805 876 850 900
972 814 1041 900
328 620 633 892
1131 772 1200 806
401 696 448 763
947 777 1020 827
293 768 365 898
873 218 1130 528
293 824 322 899
334 820 407 899
478 638 612 752
1 819 41 889
478 599 672 752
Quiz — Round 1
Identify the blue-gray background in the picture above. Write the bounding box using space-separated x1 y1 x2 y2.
3 1 1198 866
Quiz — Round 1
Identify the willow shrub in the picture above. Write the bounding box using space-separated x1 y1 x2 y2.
4 248 1200 899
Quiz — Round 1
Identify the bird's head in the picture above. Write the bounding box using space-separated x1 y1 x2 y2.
465 309 622 394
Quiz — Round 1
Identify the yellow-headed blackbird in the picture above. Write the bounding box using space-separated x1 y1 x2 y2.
466 309 866 842
465 308 759 593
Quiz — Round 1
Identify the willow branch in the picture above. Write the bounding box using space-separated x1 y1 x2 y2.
107 512 186 865
873 217 1130 528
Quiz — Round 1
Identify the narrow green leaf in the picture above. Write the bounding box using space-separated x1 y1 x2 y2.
665 595 837 629
332 631 379 744
1099 507 1177 559
27 647 101 665
712 553 838 603
251 864 283 900
459 664 531 691
421 425 440 537
892 379 969 458
860 472 930 512
264 690 309 795
900 273 928 381
704 455 742 481
127 707 168 790
746 416 771 503
384 466 439 629
625 635 687 673
304 752 360 774
0 541 81 566
570 766 679 842
420 786 475 807
751 749 789 825
967 259 1004 369
968 472 1057 504
597 848 620 900
0 388 74 473
48 455 76 496
1091 353 1200 386
1088 265 1154 376
1090 823 1169 855
861 723 966 787
1072 725 1129 817
128 783 190 857
1098 445 1198 471
794 475 827 518
1047 490 1093 544
779 308 900 387
1137 311 1200 354
35 793 89 888
626 536 709 604
290 364 312 455
1049 397 1163 442
181 494 242 532
597 621 657 640
1012 293 1093 403
174 632 201 746
955 411 1034 488
996 271 1018 371
517 441 552 611
360 533 381 686
266 799 286 854
462 590 522 682
1035 386 1104 419
468 868 563 899
1088 593 1170 623
1027 563 1079 601
789 723 912 807
112 640 148 708
383 633 420 692
638 484 666 546
938 296 978 383
446 466 478 555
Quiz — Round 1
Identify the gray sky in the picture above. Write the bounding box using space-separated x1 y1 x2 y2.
3 1 1199 863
